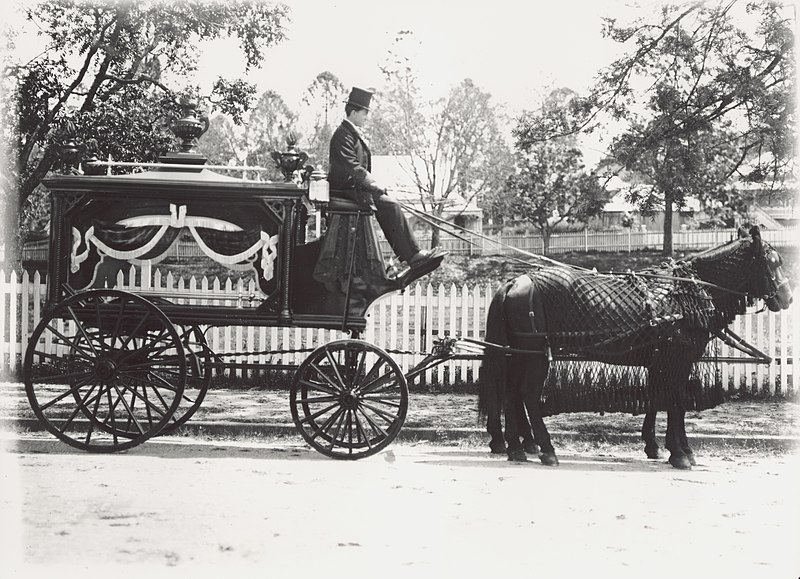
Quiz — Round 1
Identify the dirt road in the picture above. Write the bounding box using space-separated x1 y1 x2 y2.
2 432 797 579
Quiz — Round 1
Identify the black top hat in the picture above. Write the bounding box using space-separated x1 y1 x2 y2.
346 87 373 111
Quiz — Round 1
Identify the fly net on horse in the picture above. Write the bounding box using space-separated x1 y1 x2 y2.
522 257 737 416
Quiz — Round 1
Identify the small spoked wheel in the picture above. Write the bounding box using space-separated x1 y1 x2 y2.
23 290 186 452
290 340 408 459
156 325 213 435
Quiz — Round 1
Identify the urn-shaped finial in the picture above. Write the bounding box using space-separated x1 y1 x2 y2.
271 131 308 182
169 95 210 153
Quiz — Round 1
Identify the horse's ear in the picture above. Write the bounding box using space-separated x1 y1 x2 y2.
737 226 749 239
749 225 762 250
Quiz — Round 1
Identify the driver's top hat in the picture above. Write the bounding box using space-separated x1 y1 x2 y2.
346 87 374 111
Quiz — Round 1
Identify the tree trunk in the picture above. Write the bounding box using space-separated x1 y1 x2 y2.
541 229 550 256
1 191 21 268
430 213 441 249
662 193 674 256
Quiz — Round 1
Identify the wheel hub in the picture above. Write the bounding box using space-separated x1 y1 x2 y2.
339 391 360 410
94 358 118 382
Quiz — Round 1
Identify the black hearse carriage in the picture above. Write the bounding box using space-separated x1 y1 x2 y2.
23 115 447 460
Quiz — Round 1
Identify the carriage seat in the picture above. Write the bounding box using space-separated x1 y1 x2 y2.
325 196 375 214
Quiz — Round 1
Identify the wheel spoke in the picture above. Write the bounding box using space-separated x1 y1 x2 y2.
57 383 100 433
346 410 354 453
116 330 172 364
105 386 119 446
307 362 343 393
43 323 94 360
356 369 395 396
298 402 339 426
66 305 101 358
116 310 153 351
354 405 388 440
324 348 348 390
359 400 399 424
110 384 146 435
312 406 345 442
295 394 339 405
117 370 179 393
38 375 96 411
352 409 373 449
33 367 94 385
327 410 348 451
360 394 403 408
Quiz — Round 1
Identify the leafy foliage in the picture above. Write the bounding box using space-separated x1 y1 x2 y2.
196 90 296 180
4 0 290 245
300 71 347 170
491 89 608 254
370 33 511 245
514 1 795 254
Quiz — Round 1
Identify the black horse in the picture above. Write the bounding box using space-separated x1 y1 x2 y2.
479 226 792 469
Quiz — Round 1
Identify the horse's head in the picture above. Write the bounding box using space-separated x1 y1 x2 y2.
740 226 793 312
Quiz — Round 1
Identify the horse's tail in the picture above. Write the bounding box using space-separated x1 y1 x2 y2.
478 279 515 422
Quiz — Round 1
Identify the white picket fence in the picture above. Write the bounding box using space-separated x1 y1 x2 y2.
20 226 800 263
1 269 797 395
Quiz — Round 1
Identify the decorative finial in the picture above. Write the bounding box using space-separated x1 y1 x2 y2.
56 119 83 175
169 95 210 153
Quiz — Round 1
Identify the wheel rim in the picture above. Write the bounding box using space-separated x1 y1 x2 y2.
23 290 186 452
290 340 408 460
157 325 212 435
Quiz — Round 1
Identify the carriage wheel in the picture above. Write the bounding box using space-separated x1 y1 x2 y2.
157 325 212 435
23 289 186 452
290 339 408 460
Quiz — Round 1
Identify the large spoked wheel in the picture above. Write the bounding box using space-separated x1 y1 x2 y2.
23 289 186 452
290 339 408 460
157 325 213 435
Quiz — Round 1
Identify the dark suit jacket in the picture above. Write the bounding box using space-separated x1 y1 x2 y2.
328 121 381 203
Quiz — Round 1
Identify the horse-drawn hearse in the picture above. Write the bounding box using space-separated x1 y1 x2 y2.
24 111 793 468
23 113 448 460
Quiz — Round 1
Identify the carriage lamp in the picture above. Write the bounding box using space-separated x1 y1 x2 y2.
308 169 330 203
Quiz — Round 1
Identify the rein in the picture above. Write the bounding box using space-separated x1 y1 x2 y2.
398 199 764 300
397 200 592 271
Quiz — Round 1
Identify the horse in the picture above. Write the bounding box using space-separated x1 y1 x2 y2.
479 226 792 469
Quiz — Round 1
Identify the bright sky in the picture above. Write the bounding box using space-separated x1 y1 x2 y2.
196 0 631 116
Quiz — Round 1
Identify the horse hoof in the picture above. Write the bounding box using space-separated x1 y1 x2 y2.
540 452 559 467
489 441 507 454
522 441 540 455
685 452 697 466
644 445 662 460
507 449 528 462
668 453 692 470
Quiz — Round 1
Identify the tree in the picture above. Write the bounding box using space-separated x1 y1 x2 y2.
300 71 346 170
3 0 289 255
196 89 297 180
502 112 607 255
371 34 511 246
515 1 795 255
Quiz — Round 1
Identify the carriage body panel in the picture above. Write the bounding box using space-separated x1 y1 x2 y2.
42 169 382 331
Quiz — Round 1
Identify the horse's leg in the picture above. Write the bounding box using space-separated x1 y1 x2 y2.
677 411 696 466
522 355 558 466
641 411 661 459
520 400 540 455
504 355 528 462
486 410 506 454
665 409 692 470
